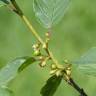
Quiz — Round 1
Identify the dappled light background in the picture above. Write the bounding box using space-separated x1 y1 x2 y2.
0 0 96 96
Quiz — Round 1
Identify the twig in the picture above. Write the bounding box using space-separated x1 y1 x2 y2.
68 78 88 96
9 1 88 96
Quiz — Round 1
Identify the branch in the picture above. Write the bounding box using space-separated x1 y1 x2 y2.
9 1 88 96
21 15 44 45
68 78 88 96
11 1 61 68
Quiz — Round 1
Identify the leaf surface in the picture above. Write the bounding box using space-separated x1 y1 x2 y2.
40 75 62 96
73 47 96 76
33 0 70 28
0 56 36 86
18 57 36 72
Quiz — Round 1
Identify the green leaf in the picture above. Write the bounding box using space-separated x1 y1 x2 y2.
73 47 96 76
33 0 70 29
18 57 36 72
0 56 36 86
0 0 10 7
0 87 13 96
40 75 62 96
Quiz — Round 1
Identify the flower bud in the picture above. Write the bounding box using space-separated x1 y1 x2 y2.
66 68 71 76
39 61 46 67
42 43 47 49
50 69 57 75
51 64 57 69
56 70 62 77
33 50 40 56
32 43 40 50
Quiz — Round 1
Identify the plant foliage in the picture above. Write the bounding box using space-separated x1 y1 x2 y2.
0 0 9 7
33 0 70 28
73 47 96 76
40 75 62 96
0 56 35 86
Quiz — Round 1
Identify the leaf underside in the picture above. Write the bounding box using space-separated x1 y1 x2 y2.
33 0 70 28
40 75 62 96
0 56 36 86
73 47 96 76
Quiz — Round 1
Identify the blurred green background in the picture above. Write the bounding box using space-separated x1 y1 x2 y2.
0 0 96 96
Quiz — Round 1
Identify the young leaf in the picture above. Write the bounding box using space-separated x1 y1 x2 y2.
0 0 10 7
18 57 36 72
33 0 70 29
72 47 96 76
0 56 36 86
40 75 62 96
0 87 13 96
